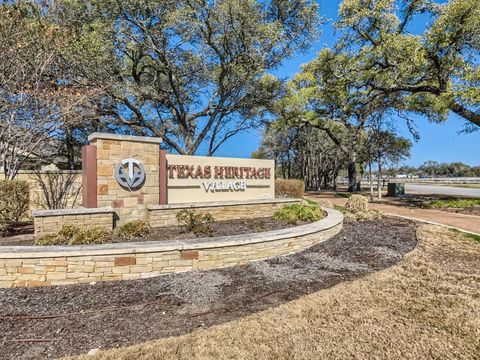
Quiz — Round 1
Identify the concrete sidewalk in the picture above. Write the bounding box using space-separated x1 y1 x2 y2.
309 193 480 234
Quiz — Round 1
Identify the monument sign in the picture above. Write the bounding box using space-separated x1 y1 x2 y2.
82 133 275 223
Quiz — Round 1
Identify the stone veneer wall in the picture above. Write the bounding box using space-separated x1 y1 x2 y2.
89 133 162 224
1 208 343 288
148 198 301 227
33 208 115 238
0 170 83 216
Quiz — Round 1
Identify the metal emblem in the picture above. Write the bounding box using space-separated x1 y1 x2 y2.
114 158 145 190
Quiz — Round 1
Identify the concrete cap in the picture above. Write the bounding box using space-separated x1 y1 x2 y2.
88 133 162 144
32 207 116 218
148 198 300 210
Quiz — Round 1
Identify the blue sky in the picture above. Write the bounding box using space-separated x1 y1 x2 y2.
209 0 479 167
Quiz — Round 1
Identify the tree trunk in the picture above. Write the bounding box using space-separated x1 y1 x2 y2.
357 163 364 191
369 162 374 201
333 169 338 191
377 159 382 200
65 127 75 170
347 160 357 192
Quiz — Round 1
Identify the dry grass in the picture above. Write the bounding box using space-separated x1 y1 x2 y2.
69 225 480 360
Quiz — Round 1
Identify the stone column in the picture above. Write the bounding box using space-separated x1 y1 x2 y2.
87 133 162 224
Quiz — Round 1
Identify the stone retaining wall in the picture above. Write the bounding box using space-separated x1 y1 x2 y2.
148 198 301 227
0 208 343 288
33 208 116 238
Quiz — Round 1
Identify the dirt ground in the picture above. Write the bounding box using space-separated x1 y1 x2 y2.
69 224 480 360
0 218 416 360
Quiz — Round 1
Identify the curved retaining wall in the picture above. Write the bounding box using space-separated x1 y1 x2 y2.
0 208 343 288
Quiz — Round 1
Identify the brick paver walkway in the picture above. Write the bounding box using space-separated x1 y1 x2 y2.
308 192 480 234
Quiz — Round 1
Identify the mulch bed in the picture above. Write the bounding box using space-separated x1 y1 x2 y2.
141 217 306 241
0 222 35 246
0 218 417 360
0 218 305 246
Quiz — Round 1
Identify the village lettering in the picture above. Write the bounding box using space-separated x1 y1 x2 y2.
168 165 271 180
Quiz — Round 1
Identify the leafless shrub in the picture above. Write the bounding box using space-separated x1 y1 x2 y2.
275 179 305 198
32 170 81 209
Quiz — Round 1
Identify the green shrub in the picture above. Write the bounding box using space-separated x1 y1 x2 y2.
424 199 480 209
275 179 305 198
176 209 215 237
115 219 151 238
36 224 111 246
273 204 325 225
0 180 29 234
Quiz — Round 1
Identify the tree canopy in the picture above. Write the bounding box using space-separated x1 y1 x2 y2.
260 0 478 191
336 0 480 129
53 0 320 155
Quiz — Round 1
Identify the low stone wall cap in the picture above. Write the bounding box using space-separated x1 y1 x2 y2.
32 207 116 218
88 132 162 144
148 198 300 210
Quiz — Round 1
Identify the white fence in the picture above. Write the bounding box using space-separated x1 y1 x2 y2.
336 177 480 185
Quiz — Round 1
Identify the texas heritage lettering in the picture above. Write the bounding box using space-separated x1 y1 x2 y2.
167 165 271 180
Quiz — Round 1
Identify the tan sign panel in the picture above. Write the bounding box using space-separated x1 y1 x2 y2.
166 154 275 203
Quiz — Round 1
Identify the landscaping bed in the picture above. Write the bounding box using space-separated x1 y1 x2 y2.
0 222 34 246
0 217 417 360
143 217 308 241
0 217 307 247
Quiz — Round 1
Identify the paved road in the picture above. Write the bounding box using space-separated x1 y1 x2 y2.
406 184 480 198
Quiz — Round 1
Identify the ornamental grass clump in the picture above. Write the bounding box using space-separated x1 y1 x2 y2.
343 195 382 221
176 209 215 237
115 219 151 239
36 224 111 246
0 180 29 235
273 203 324 225
344 195 368 213
69 227 111 245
